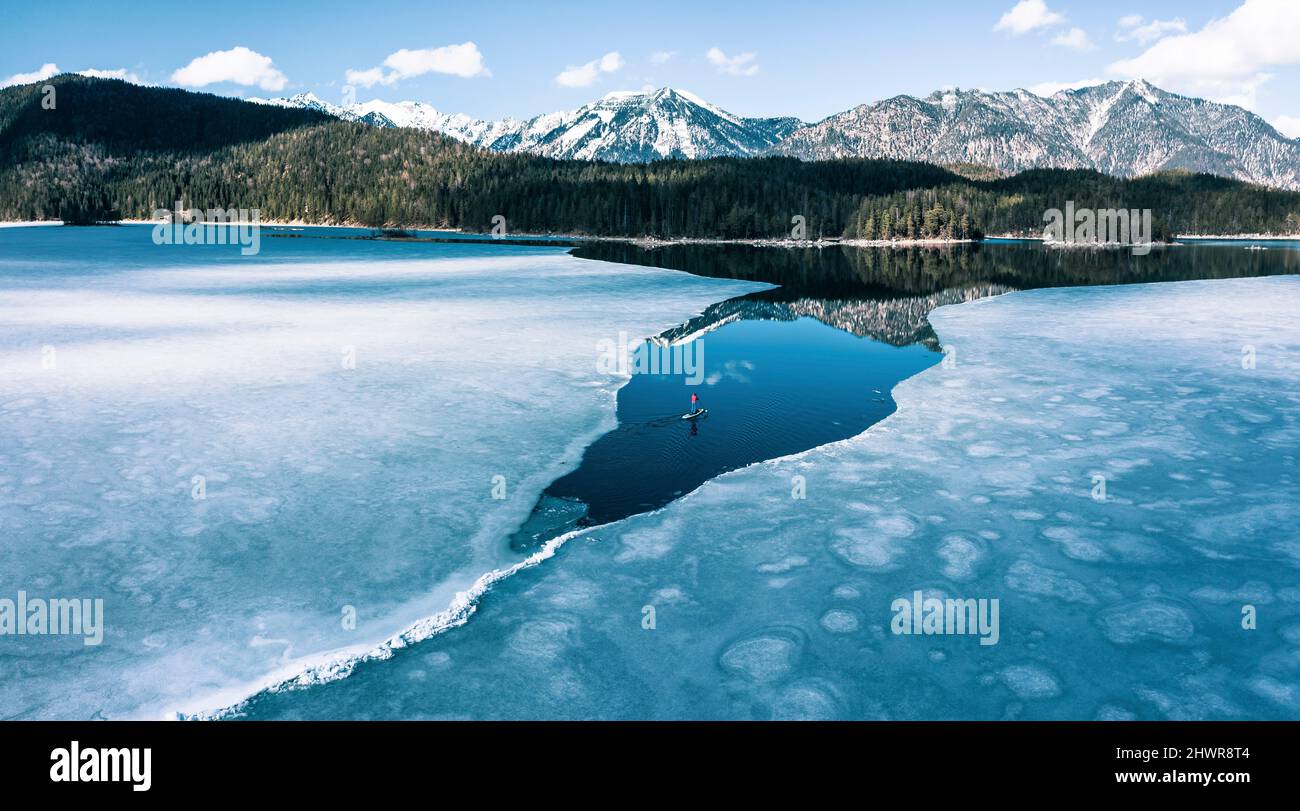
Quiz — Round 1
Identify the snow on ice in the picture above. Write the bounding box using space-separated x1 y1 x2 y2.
0 228 762 719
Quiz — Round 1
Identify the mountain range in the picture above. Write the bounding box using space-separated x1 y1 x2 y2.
4 74 1299 239
253 86 802 162
254 80 1300 190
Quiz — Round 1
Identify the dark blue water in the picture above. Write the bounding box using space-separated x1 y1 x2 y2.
535 318 936 531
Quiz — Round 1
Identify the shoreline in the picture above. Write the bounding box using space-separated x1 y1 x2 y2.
626 236 976 249
990 231 1300 243
0 220 977 248
1174 233 1300 241
4 220 1299 247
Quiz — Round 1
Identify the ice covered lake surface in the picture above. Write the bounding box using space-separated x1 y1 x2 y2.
0 224 765 719
1 226 1298 720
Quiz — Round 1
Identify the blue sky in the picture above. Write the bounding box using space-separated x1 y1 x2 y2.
3 0 1299 134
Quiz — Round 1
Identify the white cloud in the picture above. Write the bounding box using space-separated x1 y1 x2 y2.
1115 15 1188 44
650 50 677 64
1051 28 1095 51
554 51 624 88
1 63 146 89
1189 74 1274 110
1107 0 1300 109
344 67 387 88
383 43 490 79
345 42 490 88
706 47 759 77
994 0 1066 35
1027 78 1105 97
0 63 60 89
77 68 145 84
1272 115 1300 138
171 47 287 91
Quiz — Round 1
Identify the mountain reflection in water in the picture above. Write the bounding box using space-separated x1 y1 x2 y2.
509 240 1299 549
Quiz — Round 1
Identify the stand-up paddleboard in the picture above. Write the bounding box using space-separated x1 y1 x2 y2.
682 408 707 420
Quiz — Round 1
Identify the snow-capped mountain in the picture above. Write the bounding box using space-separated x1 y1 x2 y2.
253 88 802 162
348 98 523 144
770 80 1300 190
252 82 1300 189
249 91 355 120
249 92 511 139
355 110 397 129
488 88 803 161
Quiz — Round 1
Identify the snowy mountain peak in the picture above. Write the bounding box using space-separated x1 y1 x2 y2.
1125 78 1162 102
771 80 1300 190
570 86 740 125
249 91 354 120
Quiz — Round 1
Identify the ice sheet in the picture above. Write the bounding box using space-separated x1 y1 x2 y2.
236 275 1300 720
0 228 763 719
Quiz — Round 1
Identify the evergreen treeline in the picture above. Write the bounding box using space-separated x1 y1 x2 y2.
845 169 1300 242
850 188 980 240
980 169 1300 237
3 75 1300 239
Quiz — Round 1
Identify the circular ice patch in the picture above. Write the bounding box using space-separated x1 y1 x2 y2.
819 609 860 634
771 682 842 720
719 630 803 684
831 528 902 570
1096 600 1196 645
937 534 982 581
832 584 861 600
999 663 1062 700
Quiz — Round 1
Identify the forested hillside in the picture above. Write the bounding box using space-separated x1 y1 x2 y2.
3 75 1299 238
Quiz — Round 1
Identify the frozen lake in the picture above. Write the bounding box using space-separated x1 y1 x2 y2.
2 225 1298 720
0 225 762 718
